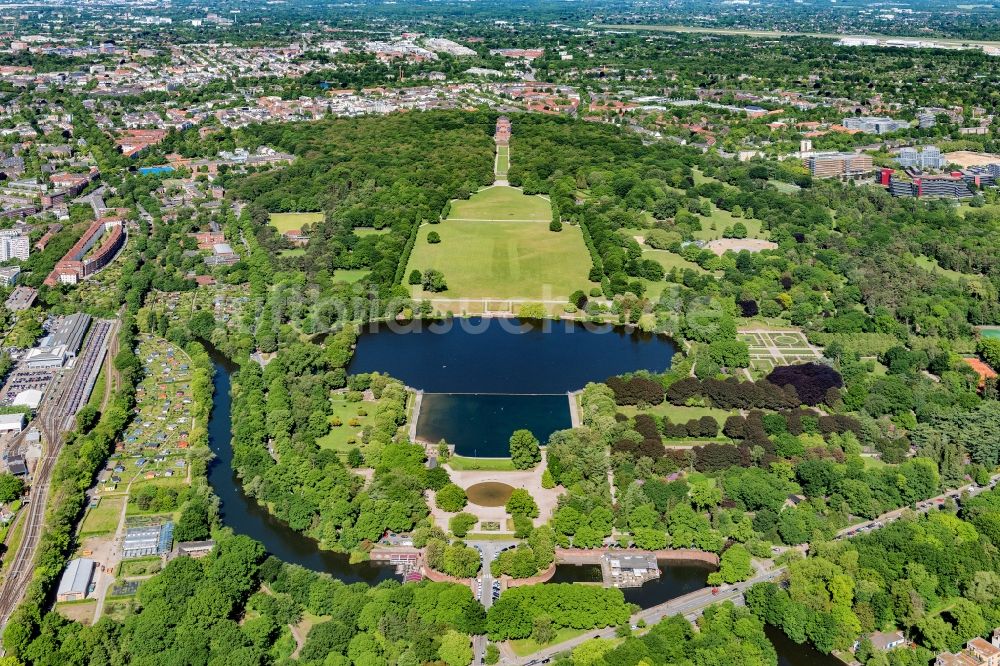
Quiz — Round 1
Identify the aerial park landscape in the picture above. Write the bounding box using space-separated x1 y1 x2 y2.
1 2 1000 666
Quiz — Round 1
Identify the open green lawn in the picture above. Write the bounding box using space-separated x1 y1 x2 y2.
278 248 306 258
691 167 719 186
316 396 373 453
331 269 370 284
643 249 707 274
643 281 676 300
618 403 735 424
448 186 550 221
80 496 124 536
862 456 888 470
496 146 510 176
269 212 324 233
958 202 1000 218
118 557 162 577
354 227 389 237
693 203 764 241
770 181 800 194
913 255 988 293
407 218 593 300
446 456 516 471
510 628 589 657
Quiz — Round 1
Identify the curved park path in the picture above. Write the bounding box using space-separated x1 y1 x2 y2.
430 452 561 533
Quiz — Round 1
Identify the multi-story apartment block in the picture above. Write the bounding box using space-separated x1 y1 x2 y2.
805 152 874 179
0 230 30 261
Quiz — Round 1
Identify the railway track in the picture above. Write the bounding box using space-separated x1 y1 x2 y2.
0 319 118 630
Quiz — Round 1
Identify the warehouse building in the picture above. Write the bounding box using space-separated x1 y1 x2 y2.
0 413 25 434
56 558 96 602
24 313 91 369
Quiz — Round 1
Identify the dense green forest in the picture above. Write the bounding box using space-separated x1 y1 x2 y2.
226 111 495 291
749 486 1000 660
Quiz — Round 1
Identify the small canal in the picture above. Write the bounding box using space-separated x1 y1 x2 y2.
547 561 714 607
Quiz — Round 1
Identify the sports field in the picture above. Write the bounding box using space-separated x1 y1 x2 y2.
448 186 549 221
407 187 591 299
947 151 1000 168
268 212 323 233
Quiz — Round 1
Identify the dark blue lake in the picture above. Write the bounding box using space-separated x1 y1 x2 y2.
347 318 676 455
417 393 573 457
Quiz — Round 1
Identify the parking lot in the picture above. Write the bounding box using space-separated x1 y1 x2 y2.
0 369 53 406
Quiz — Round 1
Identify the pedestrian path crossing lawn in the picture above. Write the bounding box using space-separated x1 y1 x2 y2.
407 218 593 300
496 145 510 176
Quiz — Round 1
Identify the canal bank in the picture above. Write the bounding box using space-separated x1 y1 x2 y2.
205 345 397 585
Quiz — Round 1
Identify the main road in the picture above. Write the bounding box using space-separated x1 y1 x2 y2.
470 539 517 665
506 563 784 666
0 320 118 630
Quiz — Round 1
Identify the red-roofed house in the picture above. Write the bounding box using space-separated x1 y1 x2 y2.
964 357 998 390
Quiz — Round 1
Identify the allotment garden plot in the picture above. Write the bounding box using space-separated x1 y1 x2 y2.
739 329 822 373
407 186 593 300
64 336 198 624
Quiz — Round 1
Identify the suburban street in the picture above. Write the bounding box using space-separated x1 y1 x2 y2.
470 539 517 665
